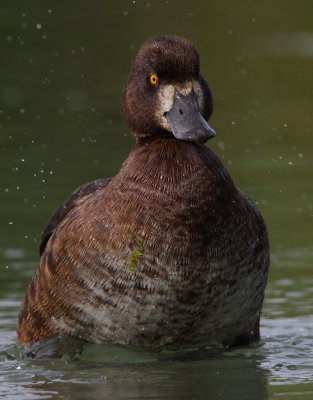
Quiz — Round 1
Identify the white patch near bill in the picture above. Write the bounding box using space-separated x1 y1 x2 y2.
193 80 204 112
175 81 193 95
156 81 204 131
157 84 175 131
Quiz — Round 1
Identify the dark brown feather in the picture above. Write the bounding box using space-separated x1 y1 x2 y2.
17 36 269 348
39 178 112 255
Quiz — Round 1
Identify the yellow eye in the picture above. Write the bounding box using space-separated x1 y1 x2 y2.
150 74 158 85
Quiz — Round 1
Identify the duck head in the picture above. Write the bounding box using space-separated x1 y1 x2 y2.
122 35 216 144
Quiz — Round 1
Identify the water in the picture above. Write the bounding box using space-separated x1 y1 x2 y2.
2 249 313 399
1 1 313 399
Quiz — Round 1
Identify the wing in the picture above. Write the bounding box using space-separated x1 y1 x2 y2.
39 178 112 255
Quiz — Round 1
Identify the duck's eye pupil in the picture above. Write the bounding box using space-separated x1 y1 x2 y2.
150 74 158 85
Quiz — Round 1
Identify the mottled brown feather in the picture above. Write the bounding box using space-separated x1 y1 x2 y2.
17 35 269 347
39 178 112 255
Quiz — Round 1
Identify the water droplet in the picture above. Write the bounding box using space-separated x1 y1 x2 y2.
217 141 225 151
3 248 25 258
36 23 42 30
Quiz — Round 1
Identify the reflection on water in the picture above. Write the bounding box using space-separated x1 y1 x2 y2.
2 336 270 400
261 317 313 383
1 247 313 399
1 0 313 399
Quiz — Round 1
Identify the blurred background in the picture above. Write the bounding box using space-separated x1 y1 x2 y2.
0 1 312 399
1 0 312 257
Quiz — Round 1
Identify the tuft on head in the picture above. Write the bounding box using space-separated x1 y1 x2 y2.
135 35 200 83
122 35 212 138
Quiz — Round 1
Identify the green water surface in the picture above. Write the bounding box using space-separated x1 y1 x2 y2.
0 1 312 399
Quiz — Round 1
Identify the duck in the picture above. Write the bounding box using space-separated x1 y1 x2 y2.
17 35 270 348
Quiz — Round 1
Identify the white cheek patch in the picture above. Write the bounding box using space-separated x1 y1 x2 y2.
193 80 204 113
156 82 194 131
157 84 175 131
175 81 193 95
158 84 175 114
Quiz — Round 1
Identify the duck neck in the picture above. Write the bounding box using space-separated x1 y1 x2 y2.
136 132 176 146
118 137 234 190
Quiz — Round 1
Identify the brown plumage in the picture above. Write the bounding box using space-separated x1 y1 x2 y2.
17 35 269 347
39 178 112 256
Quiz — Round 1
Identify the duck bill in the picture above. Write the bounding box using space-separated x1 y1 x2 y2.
165 89 216 144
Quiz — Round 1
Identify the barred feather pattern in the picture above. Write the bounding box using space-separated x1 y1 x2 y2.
17 138 269 346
